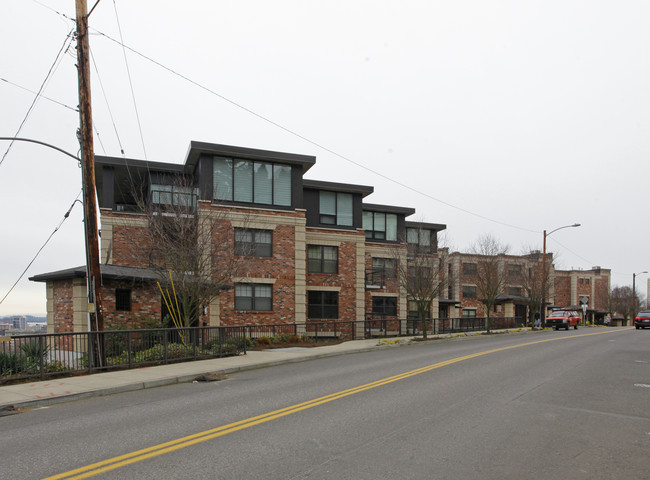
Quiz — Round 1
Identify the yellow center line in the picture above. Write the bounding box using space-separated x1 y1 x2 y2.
44 328 630 480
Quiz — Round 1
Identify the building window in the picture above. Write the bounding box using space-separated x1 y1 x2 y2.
213 157 291 207
319 191 353 226
372 297 397 316
308 291 338 319
308 245 338 273
406 228 431 247
372 257 396 281
115 289 132 311
234 284 272 311
462 309 477 318
235 229 272 257
508 286 522 296
508 264 522 278
462 285 477 299
151 184 198 209
462 263 477 275
363 212 397 241
408 300 420 319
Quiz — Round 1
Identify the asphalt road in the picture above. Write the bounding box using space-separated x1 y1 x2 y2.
2 328 648 480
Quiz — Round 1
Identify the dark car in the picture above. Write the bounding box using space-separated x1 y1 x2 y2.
545 310 580 330
634 311 650 329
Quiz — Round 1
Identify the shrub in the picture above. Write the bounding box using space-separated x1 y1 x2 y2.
19 341 50 361
256 336 272 345
0 352 24 376
287 335 301 344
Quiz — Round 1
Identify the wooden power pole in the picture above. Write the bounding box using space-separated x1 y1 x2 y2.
75 0 104 333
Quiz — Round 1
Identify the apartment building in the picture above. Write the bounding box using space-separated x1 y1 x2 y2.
443 251 611 324
31 142 446 334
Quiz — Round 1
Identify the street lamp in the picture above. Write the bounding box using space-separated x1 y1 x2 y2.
539 223 581 327
632 271 647 317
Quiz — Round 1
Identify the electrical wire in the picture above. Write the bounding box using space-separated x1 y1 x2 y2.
111 0 147 160
0 29 75 168
0 77 78 112
90 47 125 155
32 1 538 234
91 27 539 234
0 193 83 306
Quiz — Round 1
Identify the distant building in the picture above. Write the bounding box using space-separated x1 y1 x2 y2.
11 315 27 330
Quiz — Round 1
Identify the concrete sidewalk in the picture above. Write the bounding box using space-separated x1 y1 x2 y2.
0 337 407 412
0 328 533 412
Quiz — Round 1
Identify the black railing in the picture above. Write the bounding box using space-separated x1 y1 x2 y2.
1 318 525 382
243 321 358 342
0 326 245 383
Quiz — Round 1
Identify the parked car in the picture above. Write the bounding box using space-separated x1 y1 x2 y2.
634 311 650 329
545 310 580 330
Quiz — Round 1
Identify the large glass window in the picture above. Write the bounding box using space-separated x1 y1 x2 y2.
308 245 338 273
235 229 272 257
407 228 431 246
319 191 353 226
151 184 198 209
214 157 291 206
372 297 397 316
273 165 291 206
235 284 272 311
308 291 338 319
364 212 397 241
214 158 233 201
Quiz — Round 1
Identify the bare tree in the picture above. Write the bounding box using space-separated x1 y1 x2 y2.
515 250 549 325
609 285 641 322
395 226 448 340
470 234 510 333
134 177 248 329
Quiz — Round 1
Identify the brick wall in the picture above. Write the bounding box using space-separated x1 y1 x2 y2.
553 275 572 307
52 279 74 333
101 280 162 329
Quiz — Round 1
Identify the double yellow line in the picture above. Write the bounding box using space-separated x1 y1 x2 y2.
45 328 629 479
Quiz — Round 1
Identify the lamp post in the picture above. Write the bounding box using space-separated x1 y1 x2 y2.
632 271 647 318
539 223 581 326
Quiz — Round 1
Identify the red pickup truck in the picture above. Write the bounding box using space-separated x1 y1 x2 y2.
545 310 580 330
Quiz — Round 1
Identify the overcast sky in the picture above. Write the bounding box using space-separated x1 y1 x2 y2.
1 0 649 316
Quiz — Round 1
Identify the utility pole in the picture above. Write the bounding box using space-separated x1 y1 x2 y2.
75 0 104 334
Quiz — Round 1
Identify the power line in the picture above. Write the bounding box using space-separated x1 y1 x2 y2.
90 29 539 234
31 2 538 234
0 29 75 168
90 48 124 155
0 77 78 112
111 0 147 160
0 193 82 306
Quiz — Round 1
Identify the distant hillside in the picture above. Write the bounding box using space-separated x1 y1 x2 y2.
0 314 46 323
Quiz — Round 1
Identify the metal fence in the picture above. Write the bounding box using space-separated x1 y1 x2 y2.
1 317 524 383
372 317 525 336
243 321 358 342
0 326 246 383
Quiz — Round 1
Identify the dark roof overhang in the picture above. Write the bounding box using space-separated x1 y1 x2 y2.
362 203 416 216
405 220 447 232
184 141 316 173
438 298 461 305
302 179 374 198
29 265 161 283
